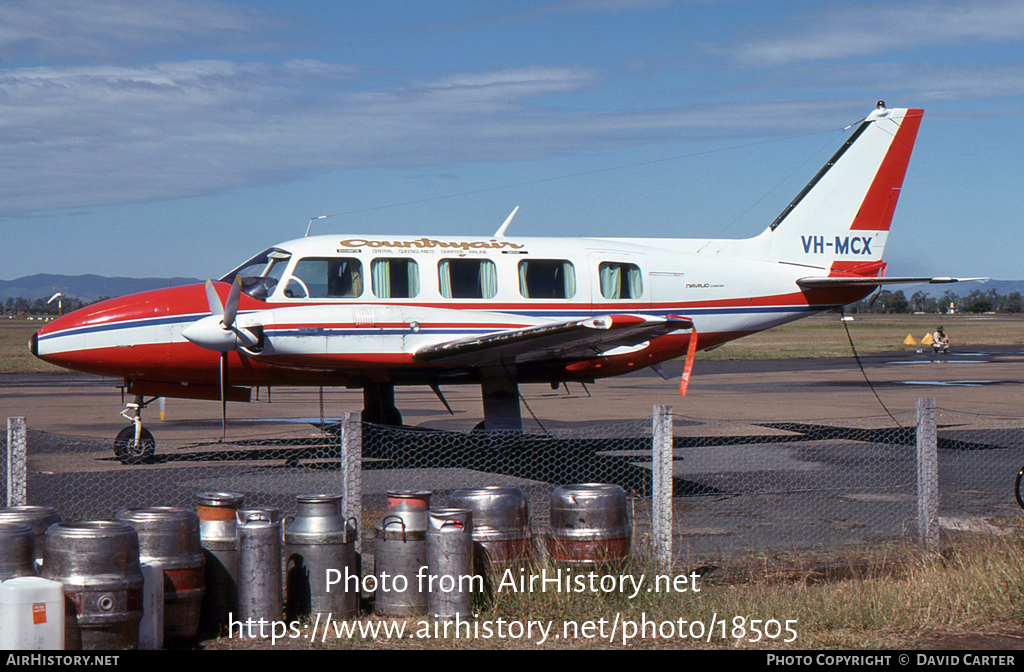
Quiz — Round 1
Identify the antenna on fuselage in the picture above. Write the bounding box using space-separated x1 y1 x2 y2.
306 214 328 237
493 206 519 238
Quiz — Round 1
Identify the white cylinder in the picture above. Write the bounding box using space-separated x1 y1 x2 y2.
138 561 165 651
0 577 65 650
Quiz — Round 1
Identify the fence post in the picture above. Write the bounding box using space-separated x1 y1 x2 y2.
916 397 939 552
7 417 27 506
340 411 363 554
652 405 673 572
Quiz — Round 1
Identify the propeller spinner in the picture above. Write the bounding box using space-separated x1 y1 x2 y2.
182 277 259 351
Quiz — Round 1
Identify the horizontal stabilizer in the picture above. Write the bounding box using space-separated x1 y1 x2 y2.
797 276 988 289
415 314 693 366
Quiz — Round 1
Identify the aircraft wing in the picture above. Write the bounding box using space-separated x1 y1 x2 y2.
797 276 988 289
414 314 693 366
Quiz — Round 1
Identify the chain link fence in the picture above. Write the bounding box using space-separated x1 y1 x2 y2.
4 401 1024 562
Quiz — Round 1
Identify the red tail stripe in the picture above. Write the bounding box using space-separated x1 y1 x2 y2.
850 109 924 232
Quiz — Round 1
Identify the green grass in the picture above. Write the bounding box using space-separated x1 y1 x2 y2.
205 533 1024 650
0 320 63 374
698 313 1024 360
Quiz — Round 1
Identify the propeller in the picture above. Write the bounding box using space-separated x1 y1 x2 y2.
182 277 261 438
182 277 259 351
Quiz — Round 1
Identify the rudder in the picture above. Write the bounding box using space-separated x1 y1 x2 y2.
751 106 924 274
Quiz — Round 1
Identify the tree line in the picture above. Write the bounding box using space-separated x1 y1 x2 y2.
850 288 1023 314
2 295 110 317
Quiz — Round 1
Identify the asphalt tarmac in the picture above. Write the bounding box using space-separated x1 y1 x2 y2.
3 346 1023 557
4 345 1024 440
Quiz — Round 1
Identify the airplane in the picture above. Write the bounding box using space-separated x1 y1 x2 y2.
30 103 983 463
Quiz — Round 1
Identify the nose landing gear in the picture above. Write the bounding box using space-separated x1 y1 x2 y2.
114 395 156 464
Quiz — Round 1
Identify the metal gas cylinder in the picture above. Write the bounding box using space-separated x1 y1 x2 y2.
0 522 35 581
448 486 530 569
236 512 282 635
425 508 476 620
373 490 431 616
195 491 244 635
0 506 60 566
547 483 631 565
41 521 144 650
115 507 205 647
284 494 358 620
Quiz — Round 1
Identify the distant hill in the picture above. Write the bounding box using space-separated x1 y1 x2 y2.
900 279 1022 297
0 274 203 302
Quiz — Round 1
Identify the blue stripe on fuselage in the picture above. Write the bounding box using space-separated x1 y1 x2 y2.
37 303 830 344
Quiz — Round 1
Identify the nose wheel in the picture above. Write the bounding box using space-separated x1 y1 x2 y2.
115 395 157 464
1015 464 1024 511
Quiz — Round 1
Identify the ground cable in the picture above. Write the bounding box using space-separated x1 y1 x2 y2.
840 306 903 428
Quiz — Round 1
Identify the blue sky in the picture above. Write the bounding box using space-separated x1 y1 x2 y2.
2 0 1023 282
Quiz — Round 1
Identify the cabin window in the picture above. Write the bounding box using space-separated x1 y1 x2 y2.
598 262 643 299
518 260 576 299
284 257 363 299
372 258 419 299
438 259 498 299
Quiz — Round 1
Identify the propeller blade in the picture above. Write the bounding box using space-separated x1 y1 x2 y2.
222 276 242 329
205 280 224 317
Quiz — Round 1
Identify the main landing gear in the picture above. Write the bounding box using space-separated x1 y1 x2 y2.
114 395 156 465
361 370 525 432
361 383 403 426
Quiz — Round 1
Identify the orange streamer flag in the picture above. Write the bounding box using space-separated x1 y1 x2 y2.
679 326 698 396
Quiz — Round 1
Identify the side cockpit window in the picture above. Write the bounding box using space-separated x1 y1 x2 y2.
219 248 291 301
518 259 575 299
598 262 643 299
284 257 363 299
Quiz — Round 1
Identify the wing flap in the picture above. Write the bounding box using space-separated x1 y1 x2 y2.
415 314 693 366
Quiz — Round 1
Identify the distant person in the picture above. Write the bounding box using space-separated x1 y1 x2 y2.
931 326 949 354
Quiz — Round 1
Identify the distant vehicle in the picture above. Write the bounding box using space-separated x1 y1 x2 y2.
31 104 981 462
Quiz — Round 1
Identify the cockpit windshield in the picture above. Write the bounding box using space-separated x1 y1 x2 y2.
219 248 292 301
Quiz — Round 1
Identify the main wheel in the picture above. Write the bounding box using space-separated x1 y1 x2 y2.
114 426 156 465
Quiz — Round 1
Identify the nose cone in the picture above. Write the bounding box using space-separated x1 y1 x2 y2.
32 284 211 376
33 294 148 372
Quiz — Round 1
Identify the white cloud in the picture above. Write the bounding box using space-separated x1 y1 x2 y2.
0 0 273 62
729 0 1024 66
751 61 1024 104
0 57 861 214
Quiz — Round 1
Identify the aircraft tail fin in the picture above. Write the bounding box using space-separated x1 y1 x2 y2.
749 105 923 277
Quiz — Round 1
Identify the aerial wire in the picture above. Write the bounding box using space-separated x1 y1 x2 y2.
311 122 863 223
698 126 850 247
